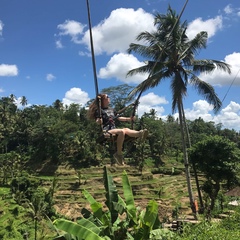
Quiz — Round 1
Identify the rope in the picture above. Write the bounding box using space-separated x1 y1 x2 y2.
222 67 240 104
86 0 99 96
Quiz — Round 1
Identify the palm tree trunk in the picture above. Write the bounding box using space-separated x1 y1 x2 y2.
34 217 37 240
178 100 196 217
181 104 204 214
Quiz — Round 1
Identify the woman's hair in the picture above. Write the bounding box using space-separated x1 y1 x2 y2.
87 93 106 120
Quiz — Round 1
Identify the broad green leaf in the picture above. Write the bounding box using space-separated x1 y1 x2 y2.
113 195 126 215
53 233 78 240
144 200 158 228
122 170 137 221
103 166 119 224
83 189 103 220
149 228 175 239
53 218 104 240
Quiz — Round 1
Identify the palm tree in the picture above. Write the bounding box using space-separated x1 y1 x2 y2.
20 96 28 108
127 6 231 215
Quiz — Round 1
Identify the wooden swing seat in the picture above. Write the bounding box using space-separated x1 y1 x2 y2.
96 130 136 145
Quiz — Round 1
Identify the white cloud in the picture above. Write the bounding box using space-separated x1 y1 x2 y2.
186 16 223 40
81 8 155 55
57 20 86 44
182 100 214 122
137 92 168 117
0 64 18 76
0 20 3 35
174 100 240 131
62 87 90 106
14 97 31 109
224 4 233 14
98 53 147 84
0 88 4 93
46 73 56 81
55 40 63 49
199 52 240 86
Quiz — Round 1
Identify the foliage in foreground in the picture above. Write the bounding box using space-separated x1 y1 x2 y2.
176 207 240 240
53 166 174 240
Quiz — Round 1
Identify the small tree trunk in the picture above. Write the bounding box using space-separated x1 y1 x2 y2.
178 100 196 217
210 182 220 211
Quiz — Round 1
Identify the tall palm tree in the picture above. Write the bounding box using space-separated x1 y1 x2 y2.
127 7 231 215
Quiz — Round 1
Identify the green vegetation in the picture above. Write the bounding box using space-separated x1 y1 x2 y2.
53 167 174 240
1 6 240 240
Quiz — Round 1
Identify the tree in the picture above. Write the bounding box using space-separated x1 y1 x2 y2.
189 135 240 215
20 96 28 108
100 84 135 112
0 97 18 153
127 6 231 215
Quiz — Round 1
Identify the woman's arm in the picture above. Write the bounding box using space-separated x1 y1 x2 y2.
118 116 135 122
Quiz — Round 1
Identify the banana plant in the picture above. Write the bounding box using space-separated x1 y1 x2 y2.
53 166 174 240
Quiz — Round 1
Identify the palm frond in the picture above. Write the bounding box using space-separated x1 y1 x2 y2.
171 74 186 112
128 69 171 98
180 31 207 63
192 59 231 75
212 60 231 74
190 75 222 113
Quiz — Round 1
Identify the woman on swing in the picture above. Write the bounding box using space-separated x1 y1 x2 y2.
88 93 148 165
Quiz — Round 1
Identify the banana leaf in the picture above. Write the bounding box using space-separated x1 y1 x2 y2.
122 170 137 222
144 200 158 229
113 195 126 215
53 218 104 240
103 166 119 224
82 189 103 221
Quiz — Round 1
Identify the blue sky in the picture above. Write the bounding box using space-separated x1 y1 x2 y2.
0 0 240 130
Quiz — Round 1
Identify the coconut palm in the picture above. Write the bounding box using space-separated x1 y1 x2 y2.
20 96 28 108
127 6 231 215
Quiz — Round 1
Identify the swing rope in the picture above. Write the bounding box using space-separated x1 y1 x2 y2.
86 0 189 130
86 0 99 97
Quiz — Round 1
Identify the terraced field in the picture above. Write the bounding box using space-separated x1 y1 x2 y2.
37 161 201 221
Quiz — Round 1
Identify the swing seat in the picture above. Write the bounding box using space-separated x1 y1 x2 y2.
96 131 117 144
96 131 136 145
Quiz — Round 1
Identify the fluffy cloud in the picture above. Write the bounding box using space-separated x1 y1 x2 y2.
186 16 223 40
62 87 90 106
137 92 168 117
199 52 240 86
224 4 233 14
81 8 155 55
98 53 147 84
0 64 18 76
173 100 240 131
56 20 86 47
181 100 214 122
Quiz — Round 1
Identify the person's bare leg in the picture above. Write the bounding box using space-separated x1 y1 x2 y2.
124 128 149 142
123 128 141 138
108 129 125 155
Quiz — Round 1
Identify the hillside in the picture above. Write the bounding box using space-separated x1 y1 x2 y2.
35 160 199 221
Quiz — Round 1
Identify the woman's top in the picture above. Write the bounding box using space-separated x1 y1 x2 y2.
95 107 117 130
